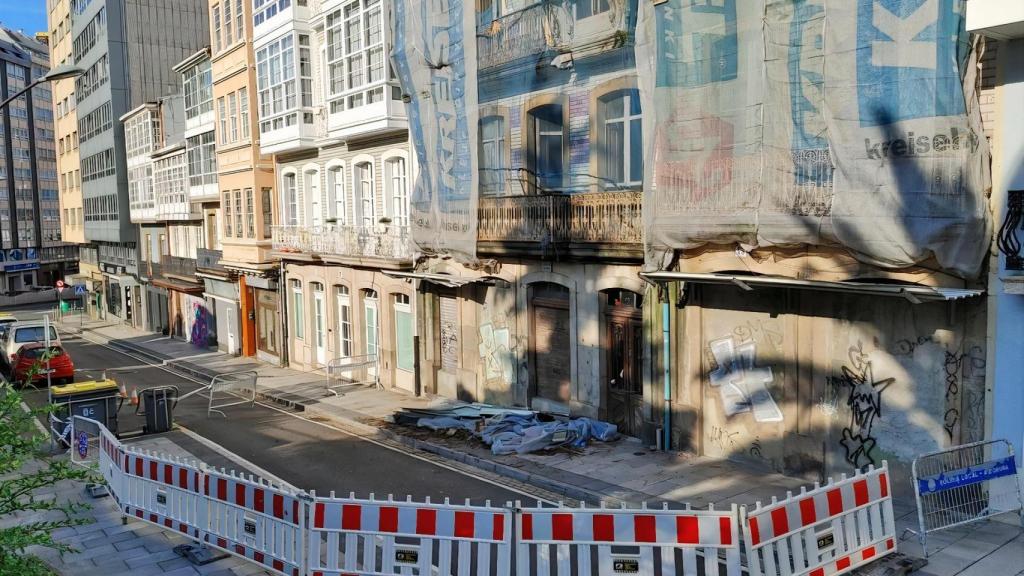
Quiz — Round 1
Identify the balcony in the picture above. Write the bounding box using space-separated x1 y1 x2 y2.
477 3 567 70
272 225 414 267
478 190 642 260
162 256 198 279
196 248 229 277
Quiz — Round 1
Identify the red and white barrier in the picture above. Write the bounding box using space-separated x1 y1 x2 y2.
307 493 513 576
516 503 742 576
202 467 307 576
742 463 896 576
119 448 206 539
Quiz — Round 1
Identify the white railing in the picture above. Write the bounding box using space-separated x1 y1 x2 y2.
272 224 413 261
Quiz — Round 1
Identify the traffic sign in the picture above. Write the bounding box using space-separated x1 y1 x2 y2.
75 285 86 295
56 280 65 288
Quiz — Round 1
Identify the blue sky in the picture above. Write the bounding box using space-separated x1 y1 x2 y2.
0 0 49 36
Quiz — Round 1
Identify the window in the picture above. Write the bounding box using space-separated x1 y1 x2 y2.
386 158 408 228
228 92 239 141
325 0 387 112
213 4 222 52
239 87 250 139
336 285 352 357
305 169 321 226
224 0 233 46
223 191 233 237
291 279 304 339
217 97 227 143
355 162 374 227
601 89 643 188
530 104 564 190
186 132 217 188
255 35 297 132
233 189 243 238
284 173 298 226
183 59 214 121
479 115 506 194
246 188 255 237
235 0 244 41
575 0 609 19
327 165 345 224
262 187 273 238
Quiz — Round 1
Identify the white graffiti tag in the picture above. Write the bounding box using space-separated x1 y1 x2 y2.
708 337 783 423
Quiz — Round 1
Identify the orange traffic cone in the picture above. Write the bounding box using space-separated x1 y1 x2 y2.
130 387 139 406
118 382 127 398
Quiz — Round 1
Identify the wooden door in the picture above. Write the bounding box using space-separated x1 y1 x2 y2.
530 283 571 405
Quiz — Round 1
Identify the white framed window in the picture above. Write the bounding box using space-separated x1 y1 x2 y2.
223 191 233 237
235 0 244 41
531 104 563 191
212 4 222 52
305 169 321 226
325 0 386 112
327 165 346 224
601 89 643 188
355 161 375 227
386 157 408 228
283 172 298 226
183 59 213 121
336 285 352 358
291 279 304 339
479 115 505 194
223 0 233 46
228 92 239 142
256 34 296 128
217 97 227 143
239 87 250 139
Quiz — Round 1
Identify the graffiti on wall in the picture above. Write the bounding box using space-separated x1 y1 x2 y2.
830 341 894 468
707 336 783 422
190 300 210 348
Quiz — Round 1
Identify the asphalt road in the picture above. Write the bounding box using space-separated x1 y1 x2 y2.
14 306 530 506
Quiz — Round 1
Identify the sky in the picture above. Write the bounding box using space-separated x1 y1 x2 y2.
0 0 49 36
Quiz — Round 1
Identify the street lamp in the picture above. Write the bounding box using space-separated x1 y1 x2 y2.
0 64 85 110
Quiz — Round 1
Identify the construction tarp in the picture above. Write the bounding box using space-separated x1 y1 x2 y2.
392 0 480 261
635 0 991 278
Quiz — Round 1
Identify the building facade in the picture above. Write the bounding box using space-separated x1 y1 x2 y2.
208 0 278 360
259 0 418 383
65 0 209 322
0 26 76 290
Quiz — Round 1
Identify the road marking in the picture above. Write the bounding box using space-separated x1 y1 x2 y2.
172 423 299 492
70 328 559 505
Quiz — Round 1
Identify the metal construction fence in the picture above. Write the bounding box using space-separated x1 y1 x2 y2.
908 439 1024 556
742 464 896 576
325 354 380 396
176 370 259 418
72 415 900 576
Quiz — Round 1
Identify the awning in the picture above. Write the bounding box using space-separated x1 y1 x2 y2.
382 271 508 288
151 278 205 294
639 271 983 304
102 273 139 288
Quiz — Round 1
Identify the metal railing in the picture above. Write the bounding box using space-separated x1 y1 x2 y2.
325 354 380 396
161 256 198 278
272 224 414 261
477 2 572 69
478 191 642 245
196 248 227 274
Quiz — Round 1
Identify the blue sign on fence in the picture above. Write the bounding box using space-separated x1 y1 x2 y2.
77 431 89 458
917 456 1017 495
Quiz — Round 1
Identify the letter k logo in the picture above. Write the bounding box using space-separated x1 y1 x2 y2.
871 0 938 70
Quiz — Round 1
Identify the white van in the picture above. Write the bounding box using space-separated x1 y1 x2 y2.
2 322 61 367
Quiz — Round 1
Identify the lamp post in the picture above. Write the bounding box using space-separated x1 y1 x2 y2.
0 64 85 110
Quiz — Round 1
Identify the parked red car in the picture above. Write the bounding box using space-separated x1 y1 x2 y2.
12 344 75 386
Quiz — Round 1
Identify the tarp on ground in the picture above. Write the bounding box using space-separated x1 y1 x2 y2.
635 0 991 278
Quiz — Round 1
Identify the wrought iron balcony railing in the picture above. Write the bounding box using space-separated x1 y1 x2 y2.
196 248 227 274
477 190 642 245
272 225 414 261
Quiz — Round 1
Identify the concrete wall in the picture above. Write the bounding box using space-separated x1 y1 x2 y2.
663 284 987 485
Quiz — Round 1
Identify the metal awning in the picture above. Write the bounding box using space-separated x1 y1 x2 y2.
639 271 983 304
382 271 508 288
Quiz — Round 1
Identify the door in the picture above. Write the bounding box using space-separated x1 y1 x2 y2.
336 286 352 358
530 283 571 406
256 289 279 359
605 290 644 438
226 306 237 353
313 283 326 366
364 290 379 377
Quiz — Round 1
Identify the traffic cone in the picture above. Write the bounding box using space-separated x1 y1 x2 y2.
118 382 127 398
130 387 139 406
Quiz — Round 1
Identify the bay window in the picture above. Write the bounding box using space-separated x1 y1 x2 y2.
325 0 387 113
255 33 312 134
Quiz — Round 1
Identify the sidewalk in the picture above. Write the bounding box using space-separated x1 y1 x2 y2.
63 317 1024 575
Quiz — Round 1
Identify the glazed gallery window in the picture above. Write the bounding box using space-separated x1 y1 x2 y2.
600 89 643 188
386 158 408 228
325 0 386 112
256 35 296 125
291 279 304 339
530 104 563 191
187 132 217 188
283 173 298 226
479 115 505 195
183 59 213 121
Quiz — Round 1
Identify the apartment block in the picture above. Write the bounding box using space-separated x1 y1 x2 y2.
0 25 77 290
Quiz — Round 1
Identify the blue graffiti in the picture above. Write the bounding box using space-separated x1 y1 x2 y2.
656 0 738 88
855 0 967 126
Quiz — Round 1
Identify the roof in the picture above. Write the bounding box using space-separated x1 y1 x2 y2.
639 271 984 304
